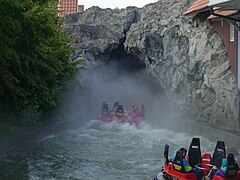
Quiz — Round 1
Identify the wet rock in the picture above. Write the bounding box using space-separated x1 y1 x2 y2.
63 0 240 133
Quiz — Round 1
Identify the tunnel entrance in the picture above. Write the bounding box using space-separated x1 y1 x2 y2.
108 38 146 73
72 43 173 126
52 41 174 128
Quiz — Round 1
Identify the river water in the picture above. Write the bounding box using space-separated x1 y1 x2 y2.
0 120 216 180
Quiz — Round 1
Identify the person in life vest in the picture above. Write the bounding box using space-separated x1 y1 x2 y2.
127 105 142 120
208 153 239 179
223 153 239 177
171 147 203 180
110 102 119 116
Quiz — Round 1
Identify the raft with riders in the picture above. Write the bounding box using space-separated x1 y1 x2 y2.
154 138 240 180
98 101 145 123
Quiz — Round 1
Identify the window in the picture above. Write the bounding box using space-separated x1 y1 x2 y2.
230 23 234 42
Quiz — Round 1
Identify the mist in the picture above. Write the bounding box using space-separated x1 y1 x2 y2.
55 53 176 128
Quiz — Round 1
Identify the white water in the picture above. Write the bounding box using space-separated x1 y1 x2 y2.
0 120 216 179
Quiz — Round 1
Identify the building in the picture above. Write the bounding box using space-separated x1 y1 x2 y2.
57 0 78 17
184 0 240 86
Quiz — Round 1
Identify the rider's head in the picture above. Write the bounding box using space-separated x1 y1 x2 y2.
179 147 187 157
227 153 235 164
132 105 137 109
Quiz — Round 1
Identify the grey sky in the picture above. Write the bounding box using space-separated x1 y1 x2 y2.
80 0 158 10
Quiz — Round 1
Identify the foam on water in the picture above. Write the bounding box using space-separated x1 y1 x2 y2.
1 120 216 180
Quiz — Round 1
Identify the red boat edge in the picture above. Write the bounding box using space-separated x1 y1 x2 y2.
98 102 145 123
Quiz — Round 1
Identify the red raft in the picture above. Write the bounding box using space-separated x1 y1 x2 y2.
98 102 144 123
154 138 240 180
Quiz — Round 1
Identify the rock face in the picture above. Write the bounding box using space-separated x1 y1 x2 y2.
63 6 139 66
63 0 240 132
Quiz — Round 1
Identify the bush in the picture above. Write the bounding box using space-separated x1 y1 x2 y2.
0 0 83 125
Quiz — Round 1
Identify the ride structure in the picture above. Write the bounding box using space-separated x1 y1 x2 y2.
98 102 145 123
155 138 240 180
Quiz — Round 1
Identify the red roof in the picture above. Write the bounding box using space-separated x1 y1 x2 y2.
208 10 238 19
184 0 209 15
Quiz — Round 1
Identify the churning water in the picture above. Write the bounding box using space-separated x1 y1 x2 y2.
0 120 216 180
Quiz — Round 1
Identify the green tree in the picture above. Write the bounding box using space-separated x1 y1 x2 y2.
0 0 81 124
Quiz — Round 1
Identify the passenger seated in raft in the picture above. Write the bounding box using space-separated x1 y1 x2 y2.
208 153 239 180
110 102 119 115
171 147 203 180
101 102 109 115
224 153 239 178
128 105 142 119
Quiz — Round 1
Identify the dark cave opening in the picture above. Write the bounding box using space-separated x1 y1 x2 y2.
106 37 146 72
53 40 174 128
75 42 173 126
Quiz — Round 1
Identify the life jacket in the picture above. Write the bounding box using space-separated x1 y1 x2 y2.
172 150 192 172
128 107 141 119
110 107 116 115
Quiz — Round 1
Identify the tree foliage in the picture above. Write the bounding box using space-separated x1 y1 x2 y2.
0 0 80 124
